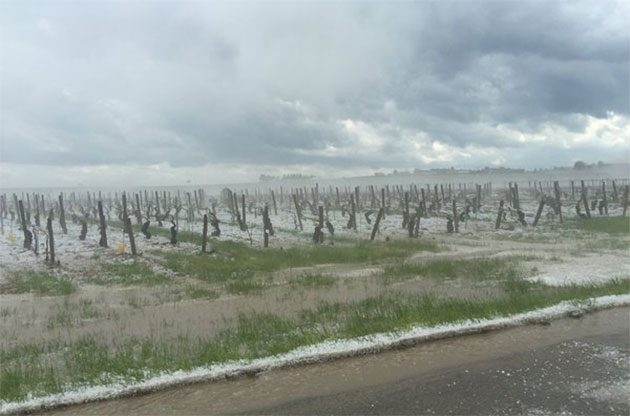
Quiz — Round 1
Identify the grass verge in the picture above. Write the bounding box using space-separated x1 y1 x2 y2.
1 278 628 403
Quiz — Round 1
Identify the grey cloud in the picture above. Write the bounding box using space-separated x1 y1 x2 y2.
0 0 628 171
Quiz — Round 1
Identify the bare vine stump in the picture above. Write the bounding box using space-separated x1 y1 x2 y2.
292 194 303 231
370 208 384 241
79 219 87 241
98 201 108 247
18 200 32 249
623 185 629 217
581 180 591 219
350 194 357 231
34 194 40 227
262 206 270 247
58 194 67 234
135 194 142 224
553 181 563 223
271 190 277 216
532 199 545 226
241 194 246 230
452 200 459 233
403 191 410 229
201 214 209 253
476 184 482 211
601 182 608 215
495 200 504 230
47 213 55 265
233 194 243 230
126 218 137 255
381 188 386 217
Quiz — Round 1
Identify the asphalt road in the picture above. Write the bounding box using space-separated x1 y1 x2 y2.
251 328 629 415
47 307 630 415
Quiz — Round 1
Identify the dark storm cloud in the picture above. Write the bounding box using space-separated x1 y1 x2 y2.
0 0 628 170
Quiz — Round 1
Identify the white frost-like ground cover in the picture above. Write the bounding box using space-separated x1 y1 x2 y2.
528 254 630 287
1 294 629 415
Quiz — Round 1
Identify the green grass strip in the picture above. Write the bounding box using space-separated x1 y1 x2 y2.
1 278 628 403
1 270 76 296
160 239 441 283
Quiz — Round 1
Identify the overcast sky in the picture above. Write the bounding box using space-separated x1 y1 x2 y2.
1 0 629 187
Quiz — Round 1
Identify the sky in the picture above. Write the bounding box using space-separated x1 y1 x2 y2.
0 0 629 187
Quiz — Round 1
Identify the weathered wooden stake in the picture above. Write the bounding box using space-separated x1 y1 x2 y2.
623 185 629 217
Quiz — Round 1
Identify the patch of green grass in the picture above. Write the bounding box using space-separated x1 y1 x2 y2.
289 274 336 288
382 256 526 284
567 216 630 235
225 279 267 295
1 270 76 296
576 238 630 253
160 238 441 283
3 278 627 404
89 262 171 286
184 285 219 300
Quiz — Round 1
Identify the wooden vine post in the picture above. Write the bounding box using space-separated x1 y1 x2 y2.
623 185 629 217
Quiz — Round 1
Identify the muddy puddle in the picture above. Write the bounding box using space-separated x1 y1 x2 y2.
41 307 630 415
